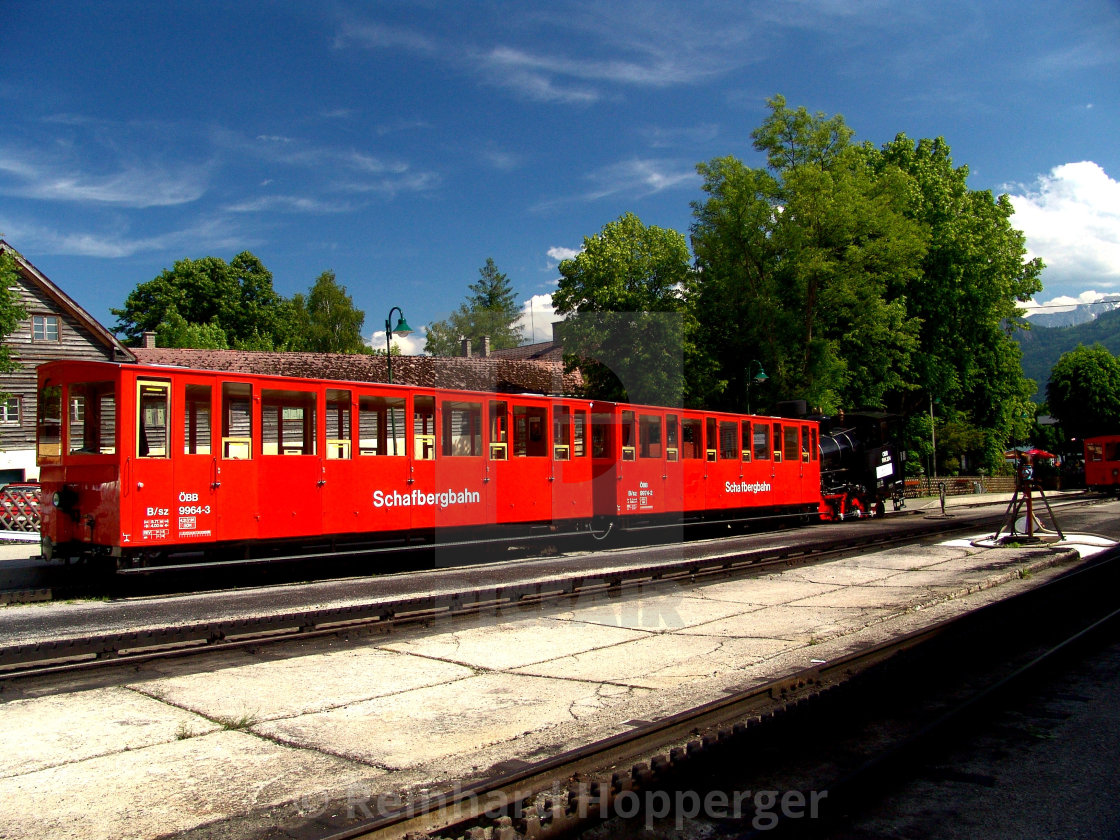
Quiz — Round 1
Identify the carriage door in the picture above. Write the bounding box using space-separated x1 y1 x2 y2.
436 398 486 531
551 405 590 524
408 394 437 536
215 381 259 540
131 379 175 550
257 387 322 540
172 379 219 544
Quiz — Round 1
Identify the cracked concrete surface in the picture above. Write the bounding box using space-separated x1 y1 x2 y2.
0 519 1114 840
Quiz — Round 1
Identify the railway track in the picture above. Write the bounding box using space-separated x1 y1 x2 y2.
0 501 1069 683
301 541 1120 840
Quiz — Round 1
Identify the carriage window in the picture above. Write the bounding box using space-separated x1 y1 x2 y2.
1087 442 1103 462
326 389 351 459
184 385 211 455
442 400 482 457
513 404 548 457
706 417 718 462
720 421 738 460
137 381 170 458
622 412 640 463
772 423 783 461
801 426 811 462
414 395 436 460
262 389 316 455
592 412 612 458
811 427 818 461
358 395 405 456
489 401 508 460
741 420 752 462
554 406 571 460
222 383 253 459
68 381 116 455
37 384 62 460
573 410 587 457
639 415 662 458
681 418 703 459
666 414 679 461
784 425 799 462
753 423 771 461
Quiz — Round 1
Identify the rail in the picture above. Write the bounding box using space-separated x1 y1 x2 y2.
0 518 989 680
318 544 1120 840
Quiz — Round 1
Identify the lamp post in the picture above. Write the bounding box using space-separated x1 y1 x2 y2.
746 360 768 414
384 307 413 385
929 393 938 480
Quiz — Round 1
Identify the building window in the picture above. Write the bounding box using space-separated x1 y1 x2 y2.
32 315 60 342
0 397 19 425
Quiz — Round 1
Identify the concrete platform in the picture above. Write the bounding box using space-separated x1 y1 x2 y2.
0 502 1115 839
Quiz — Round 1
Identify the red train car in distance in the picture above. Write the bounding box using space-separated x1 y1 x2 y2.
36 360 821 568
1085 434 1120 493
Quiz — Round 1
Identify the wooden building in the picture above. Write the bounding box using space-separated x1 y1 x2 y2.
0 240 133 482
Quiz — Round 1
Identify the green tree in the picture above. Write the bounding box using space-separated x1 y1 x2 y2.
304 270 366 353
425 258 523 356
155 305 229 349
553 213 701 405
868 134 1044 469
1046 344 1120 439
0 250 28 375
691 95 927 413
113 252 293 349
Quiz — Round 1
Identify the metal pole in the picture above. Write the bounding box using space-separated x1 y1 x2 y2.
385 319 394 384
930 393 937 479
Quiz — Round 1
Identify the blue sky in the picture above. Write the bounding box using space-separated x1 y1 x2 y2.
2 1 1118 352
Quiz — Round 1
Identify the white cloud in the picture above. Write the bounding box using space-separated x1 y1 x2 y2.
1009 161 1120 296
534 157 698 212
479 148 524 172
516 293 562 344
1022 290 1120 315
0 215 248 258
225 195 352 214
547 246 580 262
0 146 209 207
333 20 439 55
369 326 428 356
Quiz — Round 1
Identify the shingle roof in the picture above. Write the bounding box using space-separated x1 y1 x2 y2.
131 348 582 395
487 340 564 361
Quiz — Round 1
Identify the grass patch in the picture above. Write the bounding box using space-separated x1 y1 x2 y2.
175 721 201 740
214 711 260 731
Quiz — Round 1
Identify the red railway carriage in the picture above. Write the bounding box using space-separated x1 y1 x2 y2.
590 401 822 527
1084 434 1120 494
36 360 596 565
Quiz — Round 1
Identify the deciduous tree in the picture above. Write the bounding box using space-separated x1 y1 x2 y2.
691 95 926 413
1046 344 1120 439
304 270 367 353
553 213 702 405
867 134 1044 468
113 252 293 349
0 250 28 375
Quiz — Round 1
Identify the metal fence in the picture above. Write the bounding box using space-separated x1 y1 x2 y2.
0 485 40 533
904 476 1017 498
